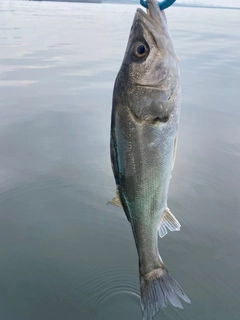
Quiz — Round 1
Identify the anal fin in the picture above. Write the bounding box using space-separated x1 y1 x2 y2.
158 208 181 238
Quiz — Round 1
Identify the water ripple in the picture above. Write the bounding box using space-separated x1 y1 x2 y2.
69 267 139 308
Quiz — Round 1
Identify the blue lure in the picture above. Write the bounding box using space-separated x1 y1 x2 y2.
140 0 176 10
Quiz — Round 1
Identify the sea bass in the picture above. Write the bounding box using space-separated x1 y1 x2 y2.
109 0 190 319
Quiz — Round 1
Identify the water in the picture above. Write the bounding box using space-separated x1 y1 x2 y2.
0 1 240 319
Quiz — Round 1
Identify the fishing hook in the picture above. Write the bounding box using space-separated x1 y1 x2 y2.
140 0 176 10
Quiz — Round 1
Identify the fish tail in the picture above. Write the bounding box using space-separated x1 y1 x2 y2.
140 266 190 320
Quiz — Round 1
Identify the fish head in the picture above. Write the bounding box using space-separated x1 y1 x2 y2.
115 0 180 121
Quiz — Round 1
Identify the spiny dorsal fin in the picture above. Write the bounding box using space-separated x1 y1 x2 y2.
107 187 123 209
158 208 181 238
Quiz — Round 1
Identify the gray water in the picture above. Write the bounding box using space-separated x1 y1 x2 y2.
0 1 240 319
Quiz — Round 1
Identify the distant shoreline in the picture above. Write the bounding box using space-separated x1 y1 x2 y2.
103 1 240 10
28 0 240 9
174 3 240 10
30 0 102 3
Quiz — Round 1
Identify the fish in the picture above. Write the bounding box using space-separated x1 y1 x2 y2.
109 0 190 319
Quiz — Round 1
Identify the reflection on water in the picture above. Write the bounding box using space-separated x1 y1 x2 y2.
0 1 240 319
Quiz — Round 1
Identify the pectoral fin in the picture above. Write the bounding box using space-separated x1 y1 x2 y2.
107 188 123 209
158 208 181 238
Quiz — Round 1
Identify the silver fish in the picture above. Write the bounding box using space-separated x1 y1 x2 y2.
109 0 190 319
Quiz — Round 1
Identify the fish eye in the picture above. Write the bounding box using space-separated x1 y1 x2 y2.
133 42 149 60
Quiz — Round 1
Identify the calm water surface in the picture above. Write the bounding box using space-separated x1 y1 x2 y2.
0 1 240 319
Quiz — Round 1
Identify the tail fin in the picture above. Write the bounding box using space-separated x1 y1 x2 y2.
140 267 190 320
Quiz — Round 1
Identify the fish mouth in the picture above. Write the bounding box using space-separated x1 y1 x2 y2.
136 0 167 31
135 1 170 50
136 8 158 30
